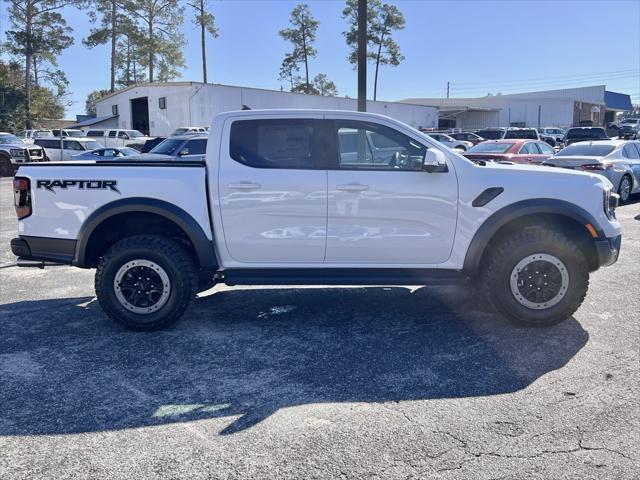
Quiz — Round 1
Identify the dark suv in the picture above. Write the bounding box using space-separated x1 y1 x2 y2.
562 127 608 147
476 128 506 140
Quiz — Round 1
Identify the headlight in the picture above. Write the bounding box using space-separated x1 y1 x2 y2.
603 187 618 220
10 149 24 156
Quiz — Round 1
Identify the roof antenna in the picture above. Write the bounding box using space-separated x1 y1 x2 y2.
241 104 251 110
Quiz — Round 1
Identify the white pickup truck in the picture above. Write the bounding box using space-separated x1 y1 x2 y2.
11 110 622 330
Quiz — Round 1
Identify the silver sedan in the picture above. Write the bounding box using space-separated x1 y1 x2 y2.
71 147 140 160
543 140 640 203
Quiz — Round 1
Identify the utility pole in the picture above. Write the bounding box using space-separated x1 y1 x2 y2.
357 0 367 112
446 81 450 99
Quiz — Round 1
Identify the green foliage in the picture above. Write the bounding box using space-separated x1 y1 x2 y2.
120 0 186 83
0 60 64 132
279 3 319 94
85 89 110 115
342 0 406 99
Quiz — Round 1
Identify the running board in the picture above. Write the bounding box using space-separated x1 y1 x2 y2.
221 268 469 286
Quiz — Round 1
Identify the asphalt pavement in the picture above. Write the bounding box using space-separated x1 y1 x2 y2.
0 177 638 479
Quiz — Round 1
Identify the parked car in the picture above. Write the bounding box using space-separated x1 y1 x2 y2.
34 137 105 161
448 131 484 145
17 129 53 144
51 129 86 138
543 140 640 203
617 118 640 140
136 135 208 160
140 137 167 153
0 133 46 176
425 132 473 151
11 109 622 331
503 128 540 140
170 127 209 136
82 129 155 149
463 139 555 164
70 147 140 161
476 128 506 140
562 127 608 147
539 127 566 143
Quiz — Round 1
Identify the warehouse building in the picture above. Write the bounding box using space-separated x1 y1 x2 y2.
402 85 633 130
81 82 439 136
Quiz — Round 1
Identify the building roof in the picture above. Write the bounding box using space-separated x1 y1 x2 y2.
68 115 118 128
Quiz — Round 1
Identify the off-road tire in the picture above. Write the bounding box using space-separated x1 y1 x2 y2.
482 228 589 327
95 235 197 331
0 153 16 177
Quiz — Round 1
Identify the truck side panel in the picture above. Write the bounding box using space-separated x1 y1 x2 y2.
17 163 212 242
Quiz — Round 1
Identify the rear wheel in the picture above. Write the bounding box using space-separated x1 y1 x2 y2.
618 175 632 204
482 228 589 327
95 235 197 330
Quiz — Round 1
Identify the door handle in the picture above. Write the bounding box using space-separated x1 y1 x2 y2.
227 182 261 190
336 183 369 192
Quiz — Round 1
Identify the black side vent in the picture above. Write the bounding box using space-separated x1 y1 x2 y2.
472 187 504 207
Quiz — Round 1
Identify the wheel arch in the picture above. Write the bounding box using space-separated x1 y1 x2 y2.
464 199 603 275
73 197 217 269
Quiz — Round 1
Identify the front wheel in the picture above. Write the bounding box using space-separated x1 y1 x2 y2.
482 228 589 327
95 235 197 330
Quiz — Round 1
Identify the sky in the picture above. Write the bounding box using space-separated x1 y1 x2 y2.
1 0 639 118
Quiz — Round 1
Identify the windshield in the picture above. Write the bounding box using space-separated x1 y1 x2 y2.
125 130 145 138
466 142 513 154
85 141 105 150
0 134 23 145
120 147 139 156
566 128 607 139
477 130 503 140
150 138 183 155
172 128 189 135
504 129 538 139
555 144 616 157
66 130 84 137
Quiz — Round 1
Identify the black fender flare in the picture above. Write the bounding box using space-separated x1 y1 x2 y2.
463 198 604 274
73 197 217 269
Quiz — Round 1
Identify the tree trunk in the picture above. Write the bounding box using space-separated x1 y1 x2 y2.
200 0 207 83
33 57 39 87
148 17 154 82
110 0 116 92
373 32 384 102
301 16 309 93
24 3 33 129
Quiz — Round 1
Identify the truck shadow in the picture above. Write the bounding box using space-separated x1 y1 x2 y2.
0 286 588 437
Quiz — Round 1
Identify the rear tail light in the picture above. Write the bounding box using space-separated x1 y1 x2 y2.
581 163 611 171
13 176 32 219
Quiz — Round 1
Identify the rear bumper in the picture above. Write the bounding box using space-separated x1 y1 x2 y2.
595 234 621 268
11 236 76 264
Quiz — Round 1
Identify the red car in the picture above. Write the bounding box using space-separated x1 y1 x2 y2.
463 139 556 165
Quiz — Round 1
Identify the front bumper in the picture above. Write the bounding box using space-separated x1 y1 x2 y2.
594 234 622 267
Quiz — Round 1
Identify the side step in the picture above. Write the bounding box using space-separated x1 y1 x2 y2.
17 258 64 269
221 268 470 286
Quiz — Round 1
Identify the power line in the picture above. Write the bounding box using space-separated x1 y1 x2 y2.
452 69 639 87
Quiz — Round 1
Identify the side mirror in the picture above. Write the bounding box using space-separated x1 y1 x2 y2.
178 148 189 156
423 149 447 173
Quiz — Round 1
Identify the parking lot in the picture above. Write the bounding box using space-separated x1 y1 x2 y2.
0 176 638 479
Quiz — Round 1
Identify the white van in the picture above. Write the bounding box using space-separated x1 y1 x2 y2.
33 138 105 161
82 129 154 149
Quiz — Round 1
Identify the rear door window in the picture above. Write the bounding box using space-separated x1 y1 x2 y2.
537 142 555 155
108 131 117 138
185 139 207 155
623 144 640 159
230 119 321 169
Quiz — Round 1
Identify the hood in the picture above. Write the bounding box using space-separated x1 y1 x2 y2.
481 160 606 182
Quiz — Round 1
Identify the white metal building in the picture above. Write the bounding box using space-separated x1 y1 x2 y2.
403 85 633 130
90 82 439 136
